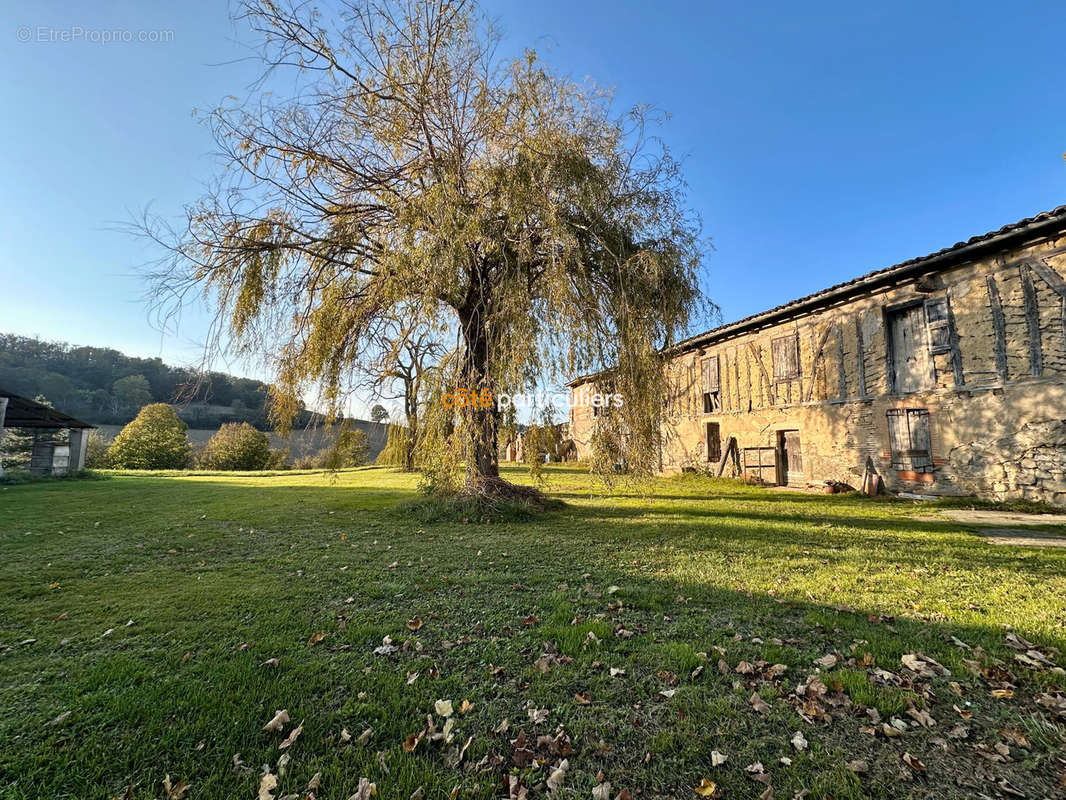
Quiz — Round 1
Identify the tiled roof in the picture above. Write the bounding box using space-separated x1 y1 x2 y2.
568 203 1066 386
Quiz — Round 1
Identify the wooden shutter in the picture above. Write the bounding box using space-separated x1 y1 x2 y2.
886 408 932 471
772 335 800 380
701 356 719 393
923 297 952 353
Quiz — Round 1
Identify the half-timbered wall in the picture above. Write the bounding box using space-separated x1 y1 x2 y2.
571 230 1066 505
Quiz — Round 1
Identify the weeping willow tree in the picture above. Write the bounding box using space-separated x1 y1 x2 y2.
149 0 707 499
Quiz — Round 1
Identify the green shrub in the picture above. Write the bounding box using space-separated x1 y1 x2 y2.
106 404 190 470
265 447 290 470
323 427 370 469
197 422 270 471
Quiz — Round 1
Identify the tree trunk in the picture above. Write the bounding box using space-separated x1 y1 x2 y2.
403 411 417 472
458 302 499 483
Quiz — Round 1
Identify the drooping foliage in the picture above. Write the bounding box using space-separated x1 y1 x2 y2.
106 404 190 470
149 0 708 494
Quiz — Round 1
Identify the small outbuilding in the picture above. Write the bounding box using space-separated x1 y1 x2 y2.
0 390 95 476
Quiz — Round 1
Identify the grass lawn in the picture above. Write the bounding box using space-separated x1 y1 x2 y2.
1 466 1065 800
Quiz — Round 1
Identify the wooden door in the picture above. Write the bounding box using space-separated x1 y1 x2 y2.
890 305 932 393
778 430 803 485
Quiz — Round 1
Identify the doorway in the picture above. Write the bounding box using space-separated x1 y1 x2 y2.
777 429 803 485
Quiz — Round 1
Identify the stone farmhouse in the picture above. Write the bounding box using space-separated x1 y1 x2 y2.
569 205 1066 505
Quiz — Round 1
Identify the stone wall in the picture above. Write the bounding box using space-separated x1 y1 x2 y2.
570 231 1066 505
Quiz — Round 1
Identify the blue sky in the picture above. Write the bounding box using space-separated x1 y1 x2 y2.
2 0 1065 407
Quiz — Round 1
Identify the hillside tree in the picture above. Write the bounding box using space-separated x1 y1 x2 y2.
148 0 706 498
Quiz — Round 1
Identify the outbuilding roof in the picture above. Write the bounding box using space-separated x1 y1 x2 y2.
568 203 1066 387
0 390 95 429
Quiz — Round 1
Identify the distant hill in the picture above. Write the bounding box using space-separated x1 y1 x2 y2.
0 334 372 438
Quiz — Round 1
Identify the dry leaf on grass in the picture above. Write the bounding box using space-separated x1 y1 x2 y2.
278 720 304 749
790 730 808 751
902 752 927 772
435 699 454 717
546 759 568 793
694 778 719 797
162 775 190 799
348 777 377 800
263 709 289 732
711 750 727 766
406 616 423 631
749 692 770 714
257 771 277 800
307 631 326 647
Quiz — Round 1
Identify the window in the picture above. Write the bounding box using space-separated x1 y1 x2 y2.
772 335 800 380
886 408 933 472
701 356 720 413
923 297 952 354
706 422 721 462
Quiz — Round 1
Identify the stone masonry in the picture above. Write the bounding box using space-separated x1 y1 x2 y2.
569 207 1066 505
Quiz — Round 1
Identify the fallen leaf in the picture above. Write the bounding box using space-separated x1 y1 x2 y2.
357 727 373 746
592 780 612 800
902 752 926 772
906 706 936 727
435 699 454 717
307 772 322 791
790 730 808 751
348 777 377 800
814 653 838 669
49 710 72 725
574 691 592 705
711 750 727 766
546 759 568 793
263 709 290 732
261 658 280 667
279 720 304 749
406 616 423 631
308 631 326 647
694 778 719 797
459 699 473 714
846 759 868 773
162 775 190 799
749 692 770 714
